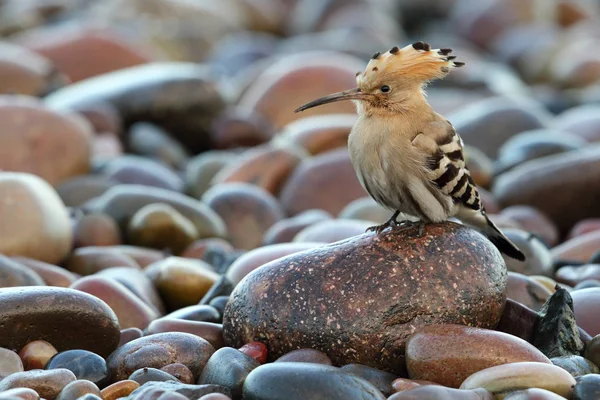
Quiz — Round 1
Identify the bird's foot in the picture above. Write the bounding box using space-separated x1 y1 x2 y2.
367 212 400 234
416 220 427 237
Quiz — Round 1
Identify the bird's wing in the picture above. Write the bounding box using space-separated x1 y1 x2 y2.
411 119 482 211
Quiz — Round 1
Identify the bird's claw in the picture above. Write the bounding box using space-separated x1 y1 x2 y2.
366 219 397 234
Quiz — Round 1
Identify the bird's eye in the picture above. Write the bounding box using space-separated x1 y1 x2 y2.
380 85 391 93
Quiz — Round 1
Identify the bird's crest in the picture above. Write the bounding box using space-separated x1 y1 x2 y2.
356 41 464 90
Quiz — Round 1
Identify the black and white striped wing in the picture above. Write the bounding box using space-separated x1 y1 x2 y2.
425 121 482 211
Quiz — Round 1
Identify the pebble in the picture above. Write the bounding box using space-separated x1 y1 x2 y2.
0 348 23 378
584 335 600 367
242 363 386 400
10 257 77 288
73 213 122 248
341 364 397 397
209 297 230 320
56 379 102 400
507 271 553 311
0 100 92 186
238 51 364 129
391 378 439 393
145 257 219 310
224 223 507 374
127 122 190 169
56 175 117 208
225 242 324 286
202 183 284 250
573 374 600 400
503 388 566 400
84 184 227 239
96 267 165 315
0 287 120 357
551 230 600 263
449 97 551 159
238 343 268 365
494 146 600 235
146 319 224 350
165 305 221 323
387 386 493 400
106 332 215 382
185 150 236 199
556 264 600 287
568 219 600 240
292 219 375 244
199 347 260 399
181 238 235 266
128 367 179 385
275 349 333 365
571 288 600 336
338 197 391 225
554 105 600 142
0 387 40 400
161 363 195 384
0 172 73 264
65 246 140 276
263 210 332 245
123 381 230 400
212 143 305 196
45 350 109 388
279 148 367 216
19 340 58 370
279 114 356 155
100 380 140 400
119 328 143 348
127 203 199 255
551 355 599 377
459 362 576 398
501 206 559 247
500 230 553 277
0 254 45 287
0 368 77 400
102 156 184 192
70 276 159 330
406 324 550 388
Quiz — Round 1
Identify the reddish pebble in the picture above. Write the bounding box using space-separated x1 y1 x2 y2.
391 378 440 393
0 348 23 378
146 319 224 350
569 219 600 239
571 288 600 336
18 340 57 370
118 328 143 347
275 349 332 365
160 363 195 384
239 342 267 364
100 380 140 400
74 213 122 248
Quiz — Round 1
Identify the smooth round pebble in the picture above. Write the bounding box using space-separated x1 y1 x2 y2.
165 305 221 323
101 156 184 192
503 388 566 400
556 264 600 287
0 387 40 400
100 380 139 400
391 378 439 393
146 319 224 350
185 151 235 199
238 342 267 365
275 349 332 365
56 380 101 400
501 230 553 277
96 267 165 315
338 197 390 225
11 257 77 288
0 255 45 287
19 340 58 370
46 350 109 388
128 367 178 385
0 348 23 378
573 374 600 400
199 347 260 399
501 206 559 247
0 368 77 400
209 297 230 320
161 363 195 384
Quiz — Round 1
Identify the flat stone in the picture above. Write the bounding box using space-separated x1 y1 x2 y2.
123 381 230 399
0 348 23 378
571 288 600 336
46 350 109 387
223 222 507 375
0 368 76 400
0 287 120 357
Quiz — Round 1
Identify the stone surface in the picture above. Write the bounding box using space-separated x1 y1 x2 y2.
279 148 367 216
185 151 235 199
571 288 600 336
198 347 260 399
145 257 219 310
275 349 332 365
556 264 600 287
203 183 284 250
338 197 390 225
56 379 102 400
10 257 77 288
102 156 184 192
238 342 268 365
73 213 122 248
0 287 120 357
501 206 559 248
0 347 23 378
460 362 576 399
165 305 221 323
503 388 566 400
551 355 599 377
70 276 159 330
584 335 600 368
96 267 165 315
279 114 356 155
46 350 109 388
501 230 553 278
127 203 198 255
406 324 550 388
0 387 40 400
507 271 553 311
0 100 93 186
573 374 600 400
223 222 507 375
19 340 58 370
0 368 77 400
146 319 224 350
127 122 190 169
494 145 600 235
242 363 386 400
0 172 73 264
119 328 143 348
106 332 215 382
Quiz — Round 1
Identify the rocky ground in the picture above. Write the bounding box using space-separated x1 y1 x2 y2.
1 0 600 399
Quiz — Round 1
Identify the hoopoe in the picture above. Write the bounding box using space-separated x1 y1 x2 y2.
295 41 525 261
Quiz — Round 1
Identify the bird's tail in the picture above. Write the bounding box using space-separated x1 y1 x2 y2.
457 208 526 261
482 215 526 262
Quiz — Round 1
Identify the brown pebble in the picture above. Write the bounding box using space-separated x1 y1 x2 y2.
56 379 101 400
119 328 144 348
73 213 122 248
10 257 77 287
391 378 439 393
0 368 76 400
100 380 140 400
147 319 224 350
161 363 195 384
18 340 58 370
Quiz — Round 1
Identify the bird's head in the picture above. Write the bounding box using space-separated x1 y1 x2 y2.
295 42 463 116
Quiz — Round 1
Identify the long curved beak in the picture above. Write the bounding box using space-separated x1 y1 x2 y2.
294 87 368 113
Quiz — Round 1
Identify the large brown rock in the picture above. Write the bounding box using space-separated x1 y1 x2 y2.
494 145 600 235
0 97 93 186
0 172 73 264
223 222 508 375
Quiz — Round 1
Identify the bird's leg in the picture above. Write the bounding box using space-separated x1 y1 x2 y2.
366 210 400 234
416 220 427 237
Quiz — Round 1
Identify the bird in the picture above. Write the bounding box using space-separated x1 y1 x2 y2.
294 41 525 261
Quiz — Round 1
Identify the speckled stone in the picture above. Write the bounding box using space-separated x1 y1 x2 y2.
223 222 507 374
406 324 551 388
0 368 76 399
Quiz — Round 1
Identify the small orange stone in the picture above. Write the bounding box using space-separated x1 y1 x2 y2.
18 340 58 370
100 380 140 400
